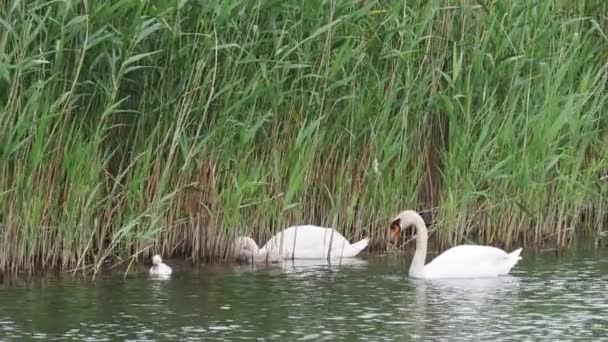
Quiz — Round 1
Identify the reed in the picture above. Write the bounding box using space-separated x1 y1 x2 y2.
0 0 606 274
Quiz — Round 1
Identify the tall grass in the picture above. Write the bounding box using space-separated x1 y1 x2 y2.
0 0 606 274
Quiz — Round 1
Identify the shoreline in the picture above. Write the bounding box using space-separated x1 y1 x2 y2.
1 237 604 283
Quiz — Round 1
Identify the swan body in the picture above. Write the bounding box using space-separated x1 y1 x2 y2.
149 254 172 276
391 210 522 279
259 225 369 259
234 225 369 263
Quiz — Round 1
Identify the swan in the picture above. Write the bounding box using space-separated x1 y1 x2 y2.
234 225 369 262
233 237 282 265
390 210 522 279
149 254 172 276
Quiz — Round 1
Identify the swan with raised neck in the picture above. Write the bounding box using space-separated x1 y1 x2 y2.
391 210 522 279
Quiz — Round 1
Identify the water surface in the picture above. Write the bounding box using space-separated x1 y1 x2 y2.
1 249 607 341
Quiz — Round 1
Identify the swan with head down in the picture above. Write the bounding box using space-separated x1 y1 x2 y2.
390 210 522 279
234 225 369 263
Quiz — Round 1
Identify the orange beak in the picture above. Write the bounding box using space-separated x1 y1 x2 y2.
390 220 401 242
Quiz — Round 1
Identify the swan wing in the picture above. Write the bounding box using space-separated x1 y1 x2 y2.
260 226 362 259
424 245 520 279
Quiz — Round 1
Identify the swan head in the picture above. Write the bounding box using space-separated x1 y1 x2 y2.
152 254 162 265
390 210 425 242
233 237 282 265
233 237 260 262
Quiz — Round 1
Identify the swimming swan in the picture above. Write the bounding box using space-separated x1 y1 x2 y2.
149 254 173 276
235 225 369 262
391 210 522 279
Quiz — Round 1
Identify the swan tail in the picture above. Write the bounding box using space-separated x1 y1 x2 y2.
508 248 523 260
349 238 369 256
500 248 523 275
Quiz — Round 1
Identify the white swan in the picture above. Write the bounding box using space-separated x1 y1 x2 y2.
391 210 522 279
234 225 369 262
149 254 172 276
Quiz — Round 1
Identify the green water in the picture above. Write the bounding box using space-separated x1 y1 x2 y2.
1 250 607 341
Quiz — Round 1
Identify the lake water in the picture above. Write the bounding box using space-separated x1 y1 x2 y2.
0 249 607 341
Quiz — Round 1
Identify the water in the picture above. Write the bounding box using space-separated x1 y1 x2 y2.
1 250 607 341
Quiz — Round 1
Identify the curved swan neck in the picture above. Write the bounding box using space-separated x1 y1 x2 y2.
411 221 428 277
245 238 260 254
396 211 427 277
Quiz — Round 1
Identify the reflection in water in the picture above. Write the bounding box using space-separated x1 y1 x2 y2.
0 250 607 340
410 276 522 340
280 257 368 273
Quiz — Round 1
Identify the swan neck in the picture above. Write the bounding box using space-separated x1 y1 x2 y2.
409 218 428 277
250 240 260 254
245 239 260 256
236 237 260 257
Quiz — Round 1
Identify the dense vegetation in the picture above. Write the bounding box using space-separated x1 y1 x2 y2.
1 0 607 274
